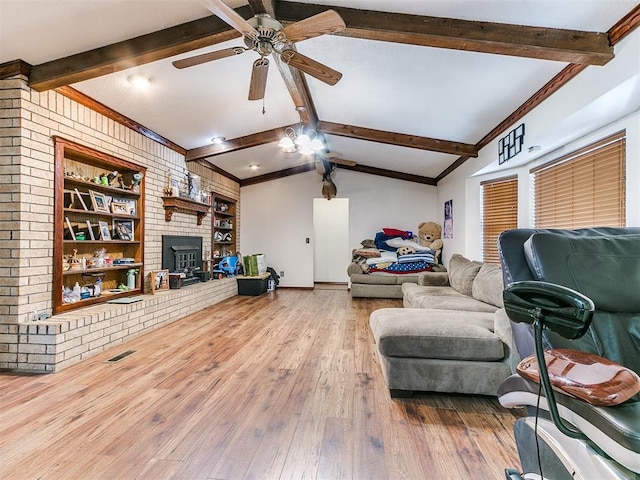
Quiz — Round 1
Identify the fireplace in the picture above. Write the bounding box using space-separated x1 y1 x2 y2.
162 235 203 287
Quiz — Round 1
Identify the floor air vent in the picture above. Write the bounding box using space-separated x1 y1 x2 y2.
104 350 136 364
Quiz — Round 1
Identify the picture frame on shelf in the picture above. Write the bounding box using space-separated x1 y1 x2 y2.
86 220 95 240
113 218 133 241
150 269 169 293
74 188 89 210
113 197 136 216
90 190 110 213
65 216 76 240
98 220 111 240
111 201 129 215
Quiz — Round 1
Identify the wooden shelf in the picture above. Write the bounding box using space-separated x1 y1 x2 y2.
53 136 146 314
64 207 139 220
62 263 143 276
162 196 210 225
64 177 140 198
212 193 237 258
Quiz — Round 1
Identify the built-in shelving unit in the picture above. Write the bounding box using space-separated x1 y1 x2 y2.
212 193 237 259
53 136 146 313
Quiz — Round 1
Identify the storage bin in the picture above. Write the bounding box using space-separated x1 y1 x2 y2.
236 273 270 296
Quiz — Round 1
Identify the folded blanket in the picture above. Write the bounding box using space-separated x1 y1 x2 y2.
386 237 434 253
366 250 397 265
398 253 435 264
374 231 401 252
369 261 433 274
355 248 381 258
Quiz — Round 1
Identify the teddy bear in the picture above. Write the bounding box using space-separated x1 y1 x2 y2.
416 221 444 264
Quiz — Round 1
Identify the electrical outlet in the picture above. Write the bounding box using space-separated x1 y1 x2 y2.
280 271 284 278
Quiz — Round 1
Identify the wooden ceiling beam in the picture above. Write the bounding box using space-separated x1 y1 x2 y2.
335 163 437 186
317 121 478 157
276 1 614 65
27 7 254 91
240 162 316 186
186 126 290 162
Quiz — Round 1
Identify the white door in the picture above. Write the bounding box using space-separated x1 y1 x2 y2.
313 198 350 283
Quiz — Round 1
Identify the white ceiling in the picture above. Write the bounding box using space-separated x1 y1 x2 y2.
1 0 638 181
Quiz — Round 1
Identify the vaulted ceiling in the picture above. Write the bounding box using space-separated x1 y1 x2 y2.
1 0 639 186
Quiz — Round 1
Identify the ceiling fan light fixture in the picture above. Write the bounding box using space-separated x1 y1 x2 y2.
295 133 311 147
310 138 324 152
279 108 325 154
298 145 315 155
278 135 295 150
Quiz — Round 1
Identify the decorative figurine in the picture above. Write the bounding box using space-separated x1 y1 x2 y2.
131 172 143 193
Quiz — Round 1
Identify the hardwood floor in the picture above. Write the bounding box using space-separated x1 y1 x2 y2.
0 289 521 479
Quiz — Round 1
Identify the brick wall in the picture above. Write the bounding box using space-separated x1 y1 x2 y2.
0 75 241 371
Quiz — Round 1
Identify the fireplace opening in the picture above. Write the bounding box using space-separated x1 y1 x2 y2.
162 235 203 287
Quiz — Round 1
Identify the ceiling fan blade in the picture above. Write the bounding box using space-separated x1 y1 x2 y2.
248 58 269 101
172 47 246 69
279 50 342 86
281 10 346 43
330 157 357 167
201 0 258 38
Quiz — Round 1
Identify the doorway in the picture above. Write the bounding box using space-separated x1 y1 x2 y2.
313 198 350 284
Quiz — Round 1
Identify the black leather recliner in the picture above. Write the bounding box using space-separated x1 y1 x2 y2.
497 228 640 479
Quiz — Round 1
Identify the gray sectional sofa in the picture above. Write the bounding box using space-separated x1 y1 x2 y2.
369 254 518 397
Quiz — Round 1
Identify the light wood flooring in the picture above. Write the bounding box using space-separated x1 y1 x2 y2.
0 289 522 479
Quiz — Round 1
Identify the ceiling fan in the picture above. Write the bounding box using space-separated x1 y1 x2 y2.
173 0 346 100
315 153 357 200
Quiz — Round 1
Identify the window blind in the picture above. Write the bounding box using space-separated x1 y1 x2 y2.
481 175 518 263
532 131 625 228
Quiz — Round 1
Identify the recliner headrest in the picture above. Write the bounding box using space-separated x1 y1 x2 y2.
524 233 640 312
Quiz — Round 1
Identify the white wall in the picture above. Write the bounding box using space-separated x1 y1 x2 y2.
241 169 438 287
438 28 640 264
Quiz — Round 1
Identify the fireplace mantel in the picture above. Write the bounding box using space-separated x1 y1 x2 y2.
162 196 210 225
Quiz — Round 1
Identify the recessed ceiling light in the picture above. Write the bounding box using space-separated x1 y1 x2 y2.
528 145 542 153
127 74 151 88
211 136 226 144
249 164 260 170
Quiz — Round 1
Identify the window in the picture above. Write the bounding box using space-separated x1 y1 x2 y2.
481 176 518 263
532 131 625 228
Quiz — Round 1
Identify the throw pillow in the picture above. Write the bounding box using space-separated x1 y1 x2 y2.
472 263 504 307
448 254 483 296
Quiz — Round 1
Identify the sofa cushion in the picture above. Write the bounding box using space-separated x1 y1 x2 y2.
471 263 504 308
402 283 489 309
370 308 504 361
402 282 464 297
448 254 483 296
403 289 499 312
417 271 450 286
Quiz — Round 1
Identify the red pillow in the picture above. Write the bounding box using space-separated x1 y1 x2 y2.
383 228 412 238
